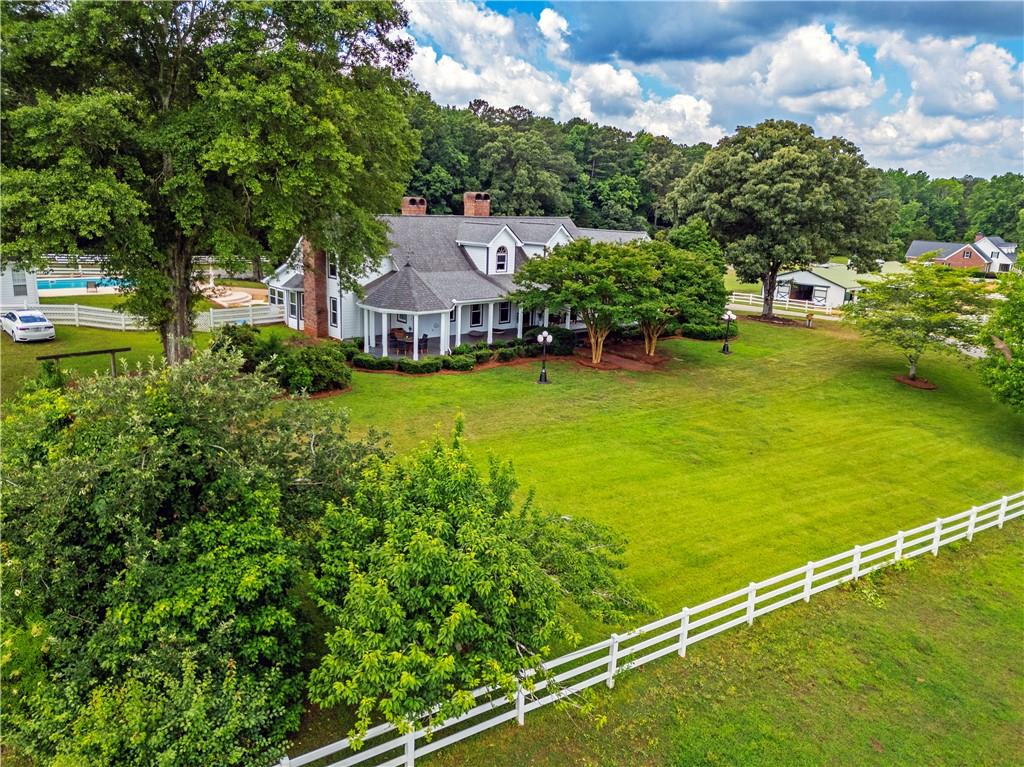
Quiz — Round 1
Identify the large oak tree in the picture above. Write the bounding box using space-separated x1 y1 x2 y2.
1 0 416 362
676 120 892 317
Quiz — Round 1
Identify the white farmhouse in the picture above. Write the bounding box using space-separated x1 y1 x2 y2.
0 265 40 306
266 192 648 358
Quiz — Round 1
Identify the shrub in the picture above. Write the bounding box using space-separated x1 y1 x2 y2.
337 341 361 361
397 357 443 374
526 326 575 355
442 354 476 371
678 322 734 341
473 348 495 363
210 324 263 372
273 343 351 393
489 339 511 349
496 348 516 362
451 343 474 355
352 354 398 371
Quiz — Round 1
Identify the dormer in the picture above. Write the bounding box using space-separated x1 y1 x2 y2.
456 222 523 274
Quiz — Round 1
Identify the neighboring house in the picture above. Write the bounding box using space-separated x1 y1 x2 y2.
771 263 903 307
904 234 1018 274
267 192 647 358
0 265 40 306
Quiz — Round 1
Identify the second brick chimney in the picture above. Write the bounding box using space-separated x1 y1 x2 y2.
463 191 491 217
975 232 985 242
401 196 427 215
301 237 328 339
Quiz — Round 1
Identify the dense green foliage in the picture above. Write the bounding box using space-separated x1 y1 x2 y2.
211 324 351 393
1 350 382 764
1 0 416 362
678 120 892 317
396 356 443 374
844 264 991 380
352 352 398 370
979 273 1024 412
309 424 650 738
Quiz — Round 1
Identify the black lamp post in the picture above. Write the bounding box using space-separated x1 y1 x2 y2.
537 330 552 383
721 310 736 354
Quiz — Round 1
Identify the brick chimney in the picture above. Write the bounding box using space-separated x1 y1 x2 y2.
401 196 427 215
974 232 985 242
301 237 328 339
463 191 491 217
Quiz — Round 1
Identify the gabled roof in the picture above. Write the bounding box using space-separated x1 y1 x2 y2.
938 244 990 263
778 265 865 290
904 240 963 260
362 263 450 312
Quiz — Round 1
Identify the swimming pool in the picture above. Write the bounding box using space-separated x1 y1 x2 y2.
37 277 126 290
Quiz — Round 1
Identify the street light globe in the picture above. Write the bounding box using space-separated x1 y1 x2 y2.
538 331 552 344
722 311 736 322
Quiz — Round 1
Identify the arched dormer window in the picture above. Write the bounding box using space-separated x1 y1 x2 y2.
494 245 509 272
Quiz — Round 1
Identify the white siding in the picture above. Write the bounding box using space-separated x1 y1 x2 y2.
773 271 848 307
486 229 519 276
1 267 40 305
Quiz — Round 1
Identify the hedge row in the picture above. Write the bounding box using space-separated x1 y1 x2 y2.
211 325 351 393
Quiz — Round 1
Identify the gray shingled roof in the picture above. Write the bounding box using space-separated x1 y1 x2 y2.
281 273 305 290
904 240 963 260
362 264 449 312
576 226 650 244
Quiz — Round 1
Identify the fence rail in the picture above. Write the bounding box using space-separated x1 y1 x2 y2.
729 291 838 315
1 303 284 331
281 490 1024 767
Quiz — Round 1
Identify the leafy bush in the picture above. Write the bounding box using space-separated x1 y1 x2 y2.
442 354 476 371
352 354 398 371
526 325 576 355
451 343 474 355
473 348 495 363
273 343 352 393
396 357 443 374
337 341 362 361
678 322 734 340
489 339 511 349
23 359 68 392
496 348 516 362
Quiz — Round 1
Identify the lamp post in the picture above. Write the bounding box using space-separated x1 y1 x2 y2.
537 330 552 383
721 310 736 354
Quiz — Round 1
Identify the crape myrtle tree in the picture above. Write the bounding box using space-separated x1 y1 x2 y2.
0 350 384 765
673 120 893 318
309 423 651 741
1 1 416 363
979 272 1024 413
844 263 990 382
513 239 657 364
628 239 727 356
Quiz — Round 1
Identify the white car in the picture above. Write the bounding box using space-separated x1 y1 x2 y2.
2 310 56 342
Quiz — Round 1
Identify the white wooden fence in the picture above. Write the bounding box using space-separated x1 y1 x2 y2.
280 490 1023 767
1 303 284 331
730 291 837 315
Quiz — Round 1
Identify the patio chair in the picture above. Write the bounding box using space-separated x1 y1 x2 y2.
419 334 429 355
389 328 409 355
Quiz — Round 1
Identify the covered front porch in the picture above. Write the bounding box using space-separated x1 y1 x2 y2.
357 301 568 360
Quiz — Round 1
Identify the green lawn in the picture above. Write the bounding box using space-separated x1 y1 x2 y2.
215 277 267 289
40 293 216 311
725 267 760 293
427 525 1024 767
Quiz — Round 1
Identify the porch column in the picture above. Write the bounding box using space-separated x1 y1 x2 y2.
441 310 450 355
455 304 463 347
413 314 420 360
487 302 495 344
362 308 370 353
516 306 523 338
381 312 389 357
542 308 550 327
564 311 571 330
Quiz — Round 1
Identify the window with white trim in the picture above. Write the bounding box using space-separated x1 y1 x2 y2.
494 245 508 272
11 271 27 297
328 259 338 279
498 301 511 324
288 293 298 318
449 306 456 322
963 249 972 259
470 304 483 327
329 297 339 327
396 313 408 323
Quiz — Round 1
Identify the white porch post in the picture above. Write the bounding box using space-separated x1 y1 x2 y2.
542 308 550 327
564 311 571 329
487 302 495 344
441 311 450 355
381 312 389 357
455 304 463 348
413 314 420 360
516 306 524 338
362 308 370 353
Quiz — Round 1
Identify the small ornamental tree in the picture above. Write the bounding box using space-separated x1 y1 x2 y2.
628 240 727 356
513 239 656 363
844 264 990 382
979 272 1024 413
309 423 650 741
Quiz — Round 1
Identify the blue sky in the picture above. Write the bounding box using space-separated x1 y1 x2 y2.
403 1 1024 176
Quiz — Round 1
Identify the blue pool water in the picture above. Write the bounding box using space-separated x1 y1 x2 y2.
37 277 126 290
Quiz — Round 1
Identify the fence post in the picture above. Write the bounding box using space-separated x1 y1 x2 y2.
209 307 216 330
746 582 756 625
74 303 80 327
404 728 416 767
998 496 1008 529
966 506 978 541
607 633 620 689
120 313 127 331
931 518 942 556
894 531 904 561
678 608 690 657
852 545 862 580
279 757 290 767
516 684 525 726
803 562 814 602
